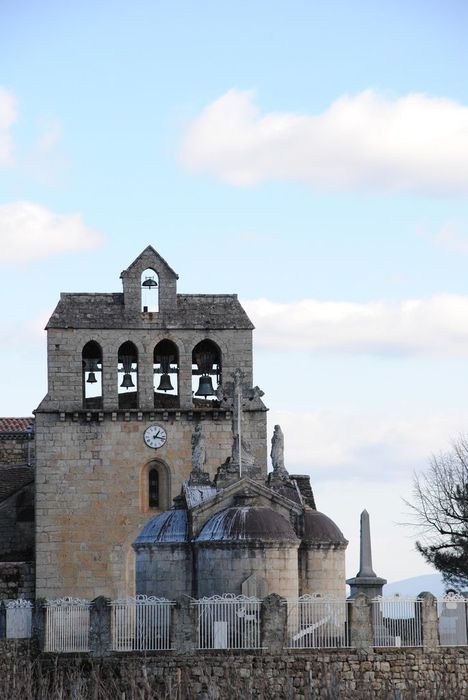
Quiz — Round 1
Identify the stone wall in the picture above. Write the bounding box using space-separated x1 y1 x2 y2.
0 484 35 560
35 408 266 600
0 561 35 599
42 326 257 413
0 432 35 466
0 641 467 699
196 543 300 599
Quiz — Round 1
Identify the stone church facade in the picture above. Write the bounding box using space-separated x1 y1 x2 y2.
30 246 347 600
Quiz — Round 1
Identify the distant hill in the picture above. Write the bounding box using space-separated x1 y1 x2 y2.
383 574 445 597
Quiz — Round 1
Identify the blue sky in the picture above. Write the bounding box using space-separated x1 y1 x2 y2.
1 0 468 584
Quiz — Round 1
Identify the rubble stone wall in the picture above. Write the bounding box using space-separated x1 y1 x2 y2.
0 641 467 699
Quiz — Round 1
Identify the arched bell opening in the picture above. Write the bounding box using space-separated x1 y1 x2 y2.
141 268 159 313
192 339 221 407
82 340 103 409
153 339 179 408
118 341 138 409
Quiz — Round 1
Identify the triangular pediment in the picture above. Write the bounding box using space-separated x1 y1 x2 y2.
190 477 303 538
121 245 179 279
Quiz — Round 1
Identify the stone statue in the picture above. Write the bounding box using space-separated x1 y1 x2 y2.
271 424 286 473
191 424 206 472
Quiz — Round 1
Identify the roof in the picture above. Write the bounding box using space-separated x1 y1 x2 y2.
0 418 34 434
0 466 34 502
195 506 299 543
302 510 348 545
183 482 217 509
46 293 254 330
133 509 189 546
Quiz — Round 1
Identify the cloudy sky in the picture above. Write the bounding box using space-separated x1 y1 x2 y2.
1 0 468 585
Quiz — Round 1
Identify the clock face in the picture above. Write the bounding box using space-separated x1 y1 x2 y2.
144 425 167 449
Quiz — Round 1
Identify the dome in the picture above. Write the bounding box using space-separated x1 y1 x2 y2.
195 506 298 543
302 510 347 545
133 508 188 546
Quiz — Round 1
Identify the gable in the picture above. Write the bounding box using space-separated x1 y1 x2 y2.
190 477 303 537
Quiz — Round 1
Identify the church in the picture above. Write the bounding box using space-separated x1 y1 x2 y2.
9 247 348 601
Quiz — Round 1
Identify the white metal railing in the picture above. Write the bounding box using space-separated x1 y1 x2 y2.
372 595 422 647
110 595 174 651
437 592 468 646
287 594 350 649
5 599 33 639
194 594 262 650
44 597 91 652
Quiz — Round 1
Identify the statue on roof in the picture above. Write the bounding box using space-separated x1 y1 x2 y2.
271 425 289 479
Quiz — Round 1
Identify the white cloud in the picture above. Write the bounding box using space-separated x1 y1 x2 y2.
0 87 17 165
180 89 468 195
0 201 104 264
431 221 468 255
268 409 468 480
243 295 468 356
266 408 467 581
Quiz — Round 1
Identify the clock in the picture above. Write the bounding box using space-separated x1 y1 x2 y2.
144 425 167 449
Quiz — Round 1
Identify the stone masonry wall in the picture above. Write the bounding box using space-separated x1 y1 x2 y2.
0 433 35 466
35 408 266 600
0 642 467 699
42 326 256 413
196 543 300 599
0 561 35 599
299 545 347 597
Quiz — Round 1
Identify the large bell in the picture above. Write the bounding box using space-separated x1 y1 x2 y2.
156 373 174 392
195 375 215 397
142 276 158 288
87 372 97 384
120 373 135 389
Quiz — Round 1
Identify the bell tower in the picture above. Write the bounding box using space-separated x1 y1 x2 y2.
34 246 268 599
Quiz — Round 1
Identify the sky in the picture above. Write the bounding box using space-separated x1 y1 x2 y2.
1 0 468 585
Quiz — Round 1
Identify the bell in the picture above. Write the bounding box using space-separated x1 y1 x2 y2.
87 372 97 384
120 373 135 389
142 276 158 288
157 373 174 392
86 358 100 372
195 375 215 397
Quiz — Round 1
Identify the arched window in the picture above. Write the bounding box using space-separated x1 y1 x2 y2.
141 268 159 312
192 339 221 406
82 340 103 409
153 339 179 408
148 468 159 508
140 460 170 512
118 341 138 409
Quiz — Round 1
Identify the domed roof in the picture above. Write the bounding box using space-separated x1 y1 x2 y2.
303 510 347 545
133 508 188 546
195 506 298 543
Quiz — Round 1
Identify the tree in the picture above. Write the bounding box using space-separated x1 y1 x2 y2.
408 435 468 590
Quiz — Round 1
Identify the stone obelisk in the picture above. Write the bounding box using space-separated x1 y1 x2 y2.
347 510 387 598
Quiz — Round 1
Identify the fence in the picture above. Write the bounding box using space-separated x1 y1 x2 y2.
5 598 33 639
194 594 262 650
110 595 174 651
6 592 468 654
287 594 350 649
44 597 91 652
372 595 423 647
437 592 468 646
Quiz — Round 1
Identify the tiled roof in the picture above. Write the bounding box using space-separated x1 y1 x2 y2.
0 418 34 434
0 466 34 502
